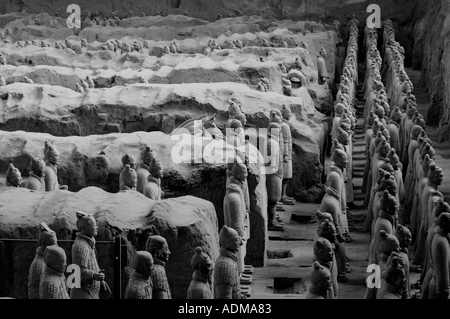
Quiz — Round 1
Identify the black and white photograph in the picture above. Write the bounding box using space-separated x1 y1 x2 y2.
0 0 447 305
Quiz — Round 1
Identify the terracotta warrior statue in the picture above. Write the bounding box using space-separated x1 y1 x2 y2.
317 47 329 85
327 148 350 240
224 159 248 274
119 153 137 189
428 212 450 299
146 235 172 299
421 199 450 299
119 164 138 191
214 225 243 299
313 237 337 299
124 251 154 299
70 212 105 299
305 261 333 299
413 163 444 272
137 146 157 193
24 157 46 191
366 230 400 299
40 246 69 299
143 159 163 200
187 247 213 299
395 225 412 298
265 120 285 231
280 105 295 204
5 162 22 187
28 223 57 299
377 252 407 299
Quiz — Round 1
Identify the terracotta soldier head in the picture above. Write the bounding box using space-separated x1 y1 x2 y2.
383 253 406 289
133 251 154 277
228 99 241 117
337 127 349 146
406 103 417 118
235 112 247 126
379 230 400 256
334 103 346 116
270 109 283 124
380 190 399 215
76 211 98 237
191 246 213 282
219 225 242 252
414 115 426 131
372 118 382 137
146 235 171 263
30 157 46 178
310 260 332 291
332 139 345 152
367 112 379 128
395 225 412 249
6 162 22 187
437 212 450 234
379 158 394 175
377 139 392 159
314 237 334 263
422 154 434 177
432 198 450 218
44 141 60 165
331 148 348 170
387 150 400 171
38 223 58 248
379 172 398 196
122 154 137 170
315 210 334 224
141 146 156 167
281 104 292 121
319 47 327 59
378 125 391 141
122 164 138 189
44 245 67 274
317 220 337 245
390 107 402 124
428 163 444 187
410 125 423 141
149 159 163 179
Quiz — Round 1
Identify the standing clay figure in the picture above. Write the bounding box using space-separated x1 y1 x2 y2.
223 159 248 274
429 212 450 299
28 223 58 299
313 237 337 299
305 261 333 299
146 235 172 299
76 83 85 94
0 74 6 86
143 159 163 200
187 247 213 299
24 157 46 191
317 47 329 85
5 162 22 187
421 199 450 299
124 251 153 299
137 146 156 193
70 211 105 299
327 148 350 241
395 225 412 296
119 164 138 191
413 163 444 269
43 141 68 191
214 225 243 299
265 121 284 231
40 246 69 299
80 78 89 92
280 105 295 204
86 76 95 88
